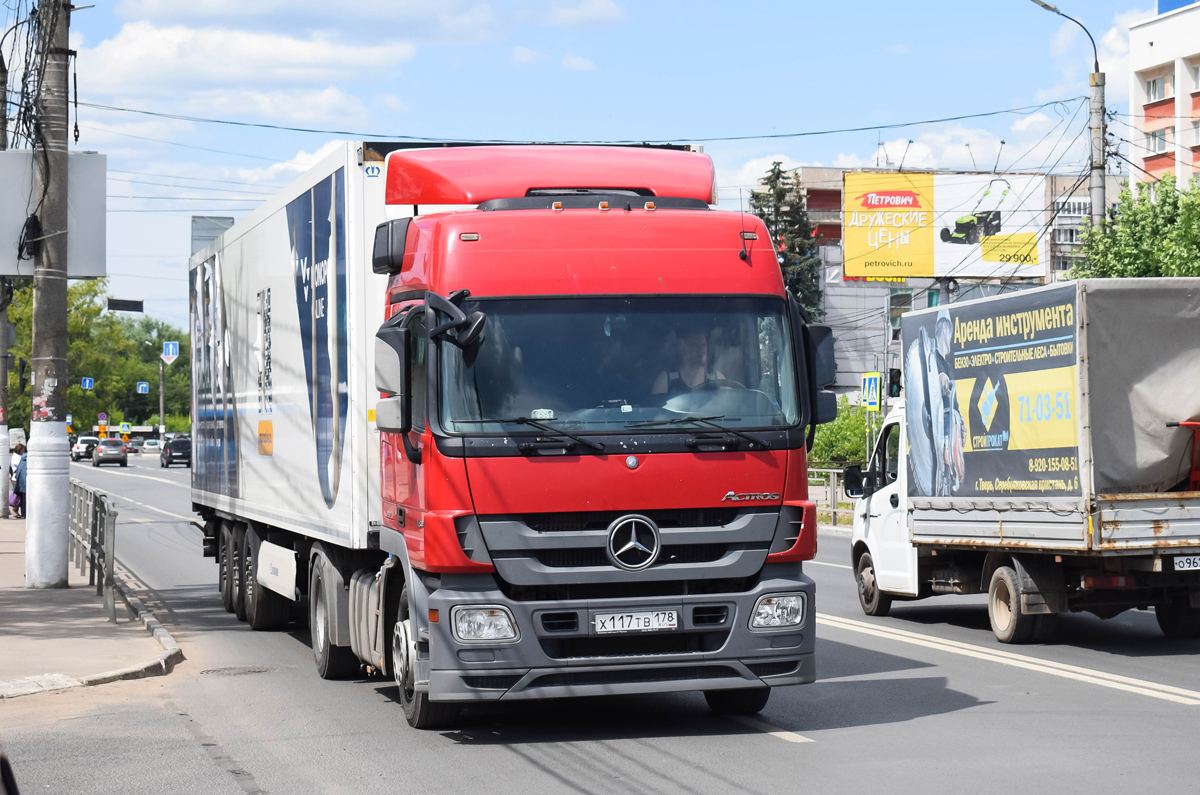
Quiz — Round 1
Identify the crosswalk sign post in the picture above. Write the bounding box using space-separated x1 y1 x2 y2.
862 372 881 412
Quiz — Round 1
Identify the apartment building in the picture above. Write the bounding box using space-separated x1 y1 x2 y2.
1128 1 1200 183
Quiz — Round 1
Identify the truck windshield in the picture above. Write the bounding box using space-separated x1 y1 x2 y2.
440 296 799 433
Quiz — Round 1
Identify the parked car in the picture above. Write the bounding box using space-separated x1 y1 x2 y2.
92 438 128 467
161 437 191 468
71 436 100 461
142 439 162 454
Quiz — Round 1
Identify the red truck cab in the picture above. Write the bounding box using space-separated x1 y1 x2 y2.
372 145 837 727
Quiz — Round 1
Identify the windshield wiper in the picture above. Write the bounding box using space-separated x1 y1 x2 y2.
626 415 766 450
454 417 605 453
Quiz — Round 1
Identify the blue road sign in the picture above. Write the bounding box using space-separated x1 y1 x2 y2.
163 341 179 358
862 372 881 412
81 378 94 391
137 381 150 394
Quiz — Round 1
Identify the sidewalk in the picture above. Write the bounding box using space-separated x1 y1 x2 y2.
0 519 169 697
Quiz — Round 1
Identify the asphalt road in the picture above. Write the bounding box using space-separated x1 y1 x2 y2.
2 454 1198 794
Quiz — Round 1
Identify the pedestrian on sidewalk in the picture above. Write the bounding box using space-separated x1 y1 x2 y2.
9 443 21 478
10 445 26 519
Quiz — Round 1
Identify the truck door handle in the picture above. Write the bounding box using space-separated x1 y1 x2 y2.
890 494 899 508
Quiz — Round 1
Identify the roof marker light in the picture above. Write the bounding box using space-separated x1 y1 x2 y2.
598 201 610 211
644 202 656 211
460 233 480 241
552 201 563 211
741 231 758 240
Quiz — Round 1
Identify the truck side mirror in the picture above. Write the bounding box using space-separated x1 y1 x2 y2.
372 218 412 275
804 324 837 425
842 465 865 498
375 322 411 436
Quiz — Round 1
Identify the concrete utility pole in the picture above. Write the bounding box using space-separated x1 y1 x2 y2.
1030 1 1105 229
0 52 9 521
26 0 71 588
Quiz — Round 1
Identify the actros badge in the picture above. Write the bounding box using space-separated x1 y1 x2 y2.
721 491 781 502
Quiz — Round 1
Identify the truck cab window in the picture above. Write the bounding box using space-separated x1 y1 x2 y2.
411 312 427 431
871 423 900 486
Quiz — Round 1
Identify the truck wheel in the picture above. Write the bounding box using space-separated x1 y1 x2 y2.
1155 597 1200 638
988 566 1037 644
704 687 771 715
232 524 248 622
393 585 459 729
218 522 235 613
309 558 356 679
1029 614 1059 644
244 527 291 631
856 553 892 617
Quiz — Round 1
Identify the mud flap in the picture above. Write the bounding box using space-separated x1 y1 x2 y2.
1013 555 1067 615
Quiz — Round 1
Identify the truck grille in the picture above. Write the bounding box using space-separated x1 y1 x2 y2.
533 544 728 569
539 630 729 659
499 575 760 603
523 508 740 533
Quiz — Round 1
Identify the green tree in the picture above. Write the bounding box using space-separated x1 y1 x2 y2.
749 162 823 318
5 280 190 435
809 395 869 465
1071 174 1200 278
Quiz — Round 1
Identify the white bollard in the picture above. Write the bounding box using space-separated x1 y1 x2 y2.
25 421 70 588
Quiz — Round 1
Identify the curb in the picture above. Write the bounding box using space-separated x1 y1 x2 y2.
818 524 853 538
0 579 184 699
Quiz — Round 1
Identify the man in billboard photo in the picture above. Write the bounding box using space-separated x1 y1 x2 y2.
905 309 966 497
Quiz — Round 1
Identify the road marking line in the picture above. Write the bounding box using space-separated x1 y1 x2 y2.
817 613 1200 706
729 715 814 743
70 461 188 488
808 560 852 570
106 493 194 522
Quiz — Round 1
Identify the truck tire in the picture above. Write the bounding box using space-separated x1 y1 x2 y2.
988 566 1037 644
218 522 235 613
232 523 248 622
244 527 291 631
1155 597 1200 638
394 585 459 729
310 557 356 679
704 687 771 715
856 553 892 617
1029 614 1059 644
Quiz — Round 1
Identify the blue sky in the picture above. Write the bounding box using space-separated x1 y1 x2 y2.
63 0 1153 328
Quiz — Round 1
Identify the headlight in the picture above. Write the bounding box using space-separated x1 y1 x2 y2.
749 593 806 630
452 605 519 643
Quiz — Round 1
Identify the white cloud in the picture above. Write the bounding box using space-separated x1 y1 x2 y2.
1051 21 1077 57
717 154 805 195
1035 7 1153 105
374 93 408 112
512 45 548 65
1010 112 1051 133
232 140 348 183
181 88 370 125
548 0 624 27
80 22 414 97
561 53 596 71
883 43 910 55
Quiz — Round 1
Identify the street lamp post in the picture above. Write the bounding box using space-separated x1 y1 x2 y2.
1030 0 1106 231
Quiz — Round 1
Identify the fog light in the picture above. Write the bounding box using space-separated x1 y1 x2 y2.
750 594 806 630
452 606 519 642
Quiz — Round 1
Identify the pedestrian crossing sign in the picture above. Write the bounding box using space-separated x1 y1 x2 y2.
120 422 131 433
862 372 881 412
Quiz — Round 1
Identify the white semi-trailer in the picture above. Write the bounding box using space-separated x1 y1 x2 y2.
846 279 1200 643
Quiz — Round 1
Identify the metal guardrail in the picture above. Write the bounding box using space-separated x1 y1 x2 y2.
808 467 847 526
68 478 118 623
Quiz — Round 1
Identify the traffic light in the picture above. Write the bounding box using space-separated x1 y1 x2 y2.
888 368 902 398
17 358 27 394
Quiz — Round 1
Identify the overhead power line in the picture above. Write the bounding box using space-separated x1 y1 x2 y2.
77 97 1087 145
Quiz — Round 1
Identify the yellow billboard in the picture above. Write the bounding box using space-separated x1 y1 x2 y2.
843 172 1048 279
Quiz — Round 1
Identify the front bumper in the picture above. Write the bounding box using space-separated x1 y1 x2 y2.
423 567 816 702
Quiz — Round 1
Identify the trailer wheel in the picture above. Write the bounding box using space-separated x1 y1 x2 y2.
244 527 291 631
394 585 459 729
232 524 248 622
1155 597 1200 638
988 566 1037 644
856 553 892 617
309 558 356 679
218 522 235 613
704 687 771 715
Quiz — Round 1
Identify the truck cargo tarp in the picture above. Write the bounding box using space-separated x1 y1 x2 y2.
901 283 1082 510
1082 278 1200 494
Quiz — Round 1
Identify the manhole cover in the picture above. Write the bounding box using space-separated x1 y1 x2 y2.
200 666 275 676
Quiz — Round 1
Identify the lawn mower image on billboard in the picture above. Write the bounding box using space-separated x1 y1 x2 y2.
940 178 1010 245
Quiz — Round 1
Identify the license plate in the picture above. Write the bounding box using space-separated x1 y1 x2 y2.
1174 555 1200 572
594 610 678 634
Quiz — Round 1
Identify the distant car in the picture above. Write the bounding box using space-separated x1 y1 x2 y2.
71 436 101 461
143 439 162 454
93 438 128 467
161 437 191 468
128 439 145 454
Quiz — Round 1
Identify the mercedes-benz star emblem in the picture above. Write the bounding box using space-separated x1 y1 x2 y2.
606 515 660 571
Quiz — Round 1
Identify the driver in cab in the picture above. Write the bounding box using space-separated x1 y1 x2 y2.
651 328 727 395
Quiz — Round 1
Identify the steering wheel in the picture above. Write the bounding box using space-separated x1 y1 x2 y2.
692 378 747 391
